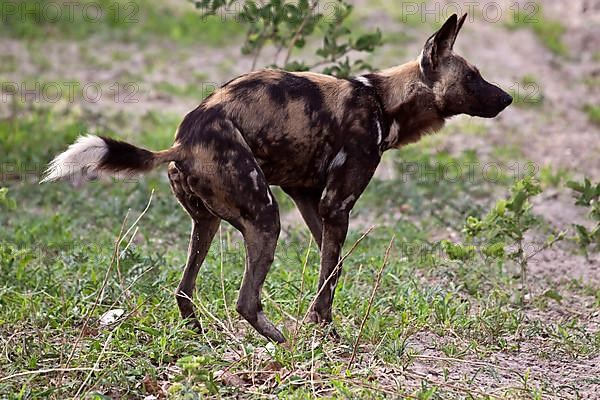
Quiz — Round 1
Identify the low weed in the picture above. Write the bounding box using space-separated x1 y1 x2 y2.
539 164 570 188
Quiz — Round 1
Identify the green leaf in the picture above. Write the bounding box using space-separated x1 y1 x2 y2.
0 187 16 209
543 289 563 303
566 180 584 193
495 199 507 216
352 30 383 51
441 240 475 261
510 189 527 213
574 224 591 246
483 242 506 258
284 60 310 71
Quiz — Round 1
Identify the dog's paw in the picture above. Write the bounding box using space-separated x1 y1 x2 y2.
306 310 332 324
306 310 321 324
325 326 341 341
306 312 340 341
184 318 204 333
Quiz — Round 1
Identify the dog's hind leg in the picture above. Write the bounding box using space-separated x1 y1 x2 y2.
201 171 284 342
180 126 284 342
168 163 220 331
236 205 284 343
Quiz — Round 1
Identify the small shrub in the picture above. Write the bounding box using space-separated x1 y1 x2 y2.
567 178 600 257
196 0 383 77
444 176 565 293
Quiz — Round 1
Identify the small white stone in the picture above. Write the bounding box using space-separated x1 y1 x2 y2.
99 309 125 326
265 342 276 356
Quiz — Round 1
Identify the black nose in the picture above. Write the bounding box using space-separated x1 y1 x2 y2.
501 93 513 108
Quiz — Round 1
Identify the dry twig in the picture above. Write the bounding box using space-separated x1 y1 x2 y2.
300 226 376 325
347 236 394 370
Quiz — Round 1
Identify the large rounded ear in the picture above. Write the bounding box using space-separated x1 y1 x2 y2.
420 14 467 74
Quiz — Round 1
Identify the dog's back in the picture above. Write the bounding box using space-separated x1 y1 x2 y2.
174 69 383 187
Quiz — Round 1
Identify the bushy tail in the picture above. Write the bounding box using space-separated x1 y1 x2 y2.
40 135 181 183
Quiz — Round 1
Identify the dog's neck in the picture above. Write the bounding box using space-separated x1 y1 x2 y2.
370 60 446 150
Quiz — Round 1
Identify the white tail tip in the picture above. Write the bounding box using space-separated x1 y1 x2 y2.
40 135 108 183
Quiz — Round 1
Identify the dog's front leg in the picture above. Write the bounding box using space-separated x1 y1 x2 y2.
308 143 381 324
308 210 349 323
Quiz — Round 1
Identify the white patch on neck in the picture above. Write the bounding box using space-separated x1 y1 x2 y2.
355 76 372 87
329 149 347 171
375 119 383 145
249 169 259 191
340 195 356 211
266 190 273 206
417 49 425 76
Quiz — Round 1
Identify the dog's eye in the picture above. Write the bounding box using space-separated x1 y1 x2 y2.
465 71 479 82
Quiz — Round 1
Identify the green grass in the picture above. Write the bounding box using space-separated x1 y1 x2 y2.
0 108 86 172
584 104 600 126
0 0 244 46
539 165 571 188
154 81 215 100
1 108 599 398
583 76 600 89
505 4 568 56
510 75 544 108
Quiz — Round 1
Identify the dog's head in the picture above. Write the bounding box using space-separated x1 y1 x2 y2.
419 14 512 118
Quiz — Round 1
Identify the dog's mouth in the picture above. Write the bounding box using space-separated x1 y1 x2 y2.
469 91 513 118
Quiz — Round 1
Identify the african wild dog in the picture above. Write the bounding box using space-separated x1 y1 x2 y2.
42 14 512 343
